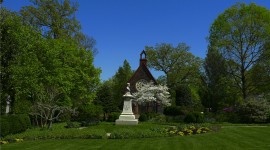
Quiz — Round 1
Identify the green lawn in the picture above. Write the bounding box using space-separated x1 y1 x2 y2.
1 124 270 150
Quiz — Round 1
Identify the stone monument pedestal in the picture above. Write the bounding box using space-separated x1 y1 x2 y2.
115 90 138 125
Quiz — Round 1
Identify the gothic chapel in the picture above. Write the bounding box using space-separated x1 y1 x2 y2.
128 50 162 115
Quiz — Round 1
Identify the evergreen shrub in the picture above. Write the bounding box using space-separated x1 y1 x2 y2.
77 104 103 122
139 112 160 122
0 114 30 137
80 118 99 127
0 117 10 137
184 112 204 123
139 113 148 121
163 106 183 116
107 112 120 122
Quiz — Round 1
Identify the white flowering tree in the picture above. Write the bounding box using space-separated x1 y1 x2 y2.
133 81 171 106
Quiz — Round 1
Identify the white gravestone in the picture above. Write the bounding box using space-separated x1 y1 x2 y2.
6 95 11 114
115 83 138 125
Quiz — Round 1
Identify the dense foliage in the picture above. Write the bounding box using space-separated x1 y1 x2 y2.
236 97 270 123
163 106 183 116
111 60 133 109
0 1 100 130
20 0 98 55
76 104 103 122
145 43 202 88
207 3 270 100
175 85 192 106
145 43 202 111
94 82 119 120
184 112 204 123
92 60 133 120
0 114 31 137
201 3 270 114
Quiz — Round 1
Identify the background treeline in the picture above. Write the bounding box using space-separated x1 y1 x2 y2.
153 3 270 123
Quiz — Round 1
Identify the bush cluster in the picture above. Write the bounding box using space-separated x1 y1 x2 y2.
213 97 270 123
5 123 105 140
138 112 159 122
76 104 103 123
0 114 31 137
165 115 184 123
108 128 166 139
236 97 270 123
64 121 81 128
184 112 204 123
163 106 183 116
107 112 120 122
80 119 100 127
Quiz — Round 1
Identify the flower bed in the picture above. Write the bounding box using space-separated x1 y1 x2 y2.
0 138 23 145
165 124 212 136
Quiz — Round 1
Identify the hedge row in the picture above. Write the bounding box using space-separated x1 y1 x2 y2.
0 114 31 137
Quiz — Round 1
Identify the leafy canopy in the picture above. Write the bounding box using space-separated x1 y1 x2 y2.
145 43 202 88
208 2 270 99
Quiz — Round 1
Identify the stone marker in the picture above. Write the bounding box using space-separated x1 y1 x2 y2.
5 95 11 114
115 83 138 125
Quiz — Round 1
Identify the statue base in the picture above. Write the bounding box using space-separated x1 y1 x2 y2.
115 114 138 125
115 118 138 125
115 89 138 125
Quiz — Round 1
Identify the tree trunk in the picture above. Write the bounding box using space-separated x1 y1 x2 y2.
47 120 52 129
241 66 247 100
35 115 39 127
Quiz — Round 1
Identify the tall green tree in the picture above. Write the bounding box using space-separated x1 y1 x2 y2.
200 47 240 112
10 37 101 113
0 7 101 116
20 0 97 55
111 60 133 109
37 39 101 107
208 3 270 99
94 81 119 120
20 0 80 39
249 46 270 95
145 43 202 89
0 8 43 113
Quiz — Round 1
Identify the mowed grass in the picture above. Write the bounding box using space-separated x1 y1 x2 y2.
2 125 270 150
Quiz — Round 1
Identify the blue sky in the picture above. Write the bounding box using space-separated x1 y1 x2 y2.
3 0 270 81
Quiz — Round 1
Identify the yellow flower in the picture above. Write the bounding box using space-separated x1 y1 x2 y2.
189 126 195 130
15 139 23 142
178 131 184 136
0 141 9 144
204 128 210 131
167 129 179 135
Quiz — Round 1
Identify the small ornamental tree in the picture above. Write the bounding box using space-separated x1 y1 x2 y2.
133 82 171 106
236 96 270 123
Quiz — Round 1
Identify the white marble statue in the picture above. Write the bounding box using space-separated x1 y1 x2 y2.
5 95 11 114
115 83 138 125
